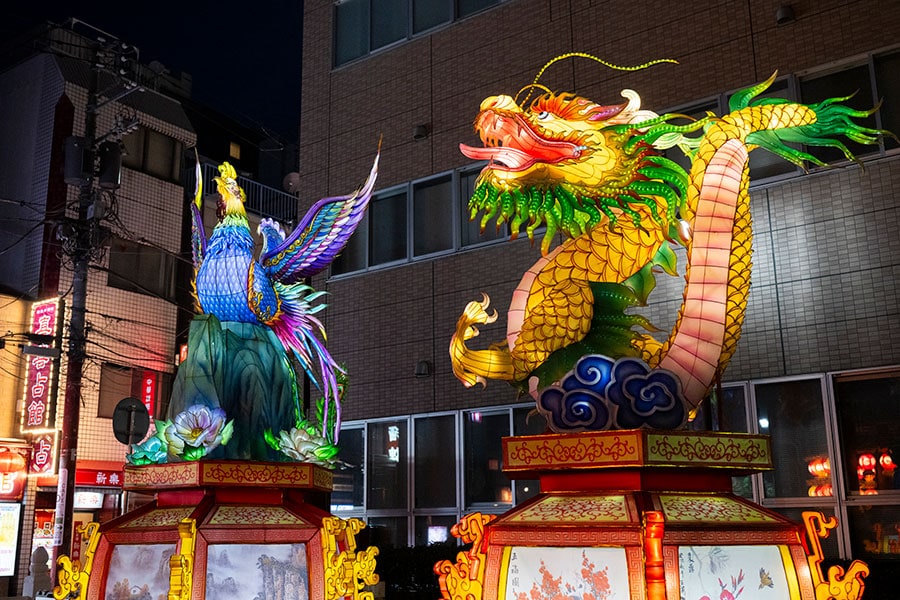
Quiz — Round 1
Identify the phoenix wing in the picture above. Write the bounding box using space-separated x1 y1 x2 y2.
190 154 208 272
260 150 379 283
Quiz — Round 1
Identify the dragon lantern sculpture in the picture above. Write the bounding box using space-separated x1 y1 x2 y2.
450 53 888 432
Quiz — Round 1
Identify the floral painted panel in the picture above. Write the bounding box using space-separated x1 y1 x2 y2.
104 543 174 599
206 543 309 600
678 545 790 600
504 546 631 600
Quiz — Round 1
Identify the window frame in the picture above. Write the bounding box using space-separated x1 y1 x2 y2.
106 235 177 301
121 126 183 183
329 165 508 278
332 0 501 68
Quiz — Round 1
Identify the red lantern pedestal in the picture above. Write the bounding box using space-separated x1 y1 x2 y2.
436 430 869 600
55 461 379 600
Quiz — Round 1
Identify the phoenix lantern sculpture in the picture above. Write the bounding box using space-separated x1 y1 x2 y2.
128 150 379 464
449 54 889 432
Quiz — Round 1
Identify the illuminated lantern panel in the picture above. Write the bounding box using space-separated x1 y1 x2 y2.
63 461 378 600
438 431 870 600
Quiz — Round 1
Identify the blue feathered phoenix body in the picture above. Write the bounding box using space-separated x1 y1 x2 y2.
190 154 379 438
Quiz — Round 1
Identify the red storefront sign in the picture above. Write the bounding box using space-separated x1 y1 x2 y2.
28 432 57 476
74 469 123 488
139 370 157 418
21 298 61 432
0 442 30 501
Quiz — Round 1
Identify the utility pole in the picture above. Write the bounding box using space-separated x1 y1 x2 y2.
53 51 98 568
53 29 141 575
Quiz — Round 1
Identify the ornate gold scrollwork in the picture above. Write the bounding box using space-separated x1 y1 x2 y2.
434 512 496 600
53 522 100 600
803 511 869 600
168 518 197 600
321 516 380 600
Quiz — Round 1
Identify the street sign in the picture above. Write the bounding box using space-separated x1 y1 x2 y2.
111 396 149 445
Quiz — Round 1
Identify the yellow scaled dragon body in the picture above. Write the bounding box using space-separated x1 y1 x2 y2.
450 60 885 431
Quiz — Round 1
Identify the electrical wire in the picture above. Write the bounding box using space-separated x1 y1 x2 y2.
0 220 49 255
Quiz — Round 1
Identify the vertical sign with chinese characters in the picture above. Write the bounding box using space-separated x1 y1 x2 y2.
29 431 57 476
20 298 61 432
139 370 157 419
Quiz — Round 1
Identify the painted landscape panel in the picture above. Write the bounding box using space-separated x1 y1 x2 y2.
206 543 309 600
104 543 173 600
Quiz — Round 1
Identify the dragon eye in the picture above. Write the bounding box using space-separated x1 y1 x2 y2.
536 111 552 121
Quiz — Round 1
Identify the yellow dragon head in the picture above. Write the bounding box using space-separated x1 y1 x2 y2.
460 85 701 254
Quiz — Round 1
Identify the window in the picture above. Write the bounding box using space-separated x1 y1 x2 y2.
833 369 900 499
370 188 407 265
229 141 241 160
874 51 900 153
333 0 500 67
754 377 832 500
367 420 408 509
798 48 900 162
107 236 177 301
413 175 453 257
98 362 172 419
463 410 511 509
122 126 183 182
800 64 877 165
414 415 456 508
331 168 498 276
459 166 506 247
332 427 365 512
340 403 533 546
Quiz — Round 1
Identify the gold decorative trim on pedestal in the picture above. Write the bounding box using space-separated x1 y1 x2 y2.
123 460 333 492
168 518 197 600
503 430 771 473
321 517 379 600
435 513 497 600
803 511 869 600
53 522 100 600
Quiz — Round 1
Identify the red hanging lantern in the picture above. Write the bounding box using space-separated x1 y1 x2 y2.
859 453 877 470
0 450 26 473
880 452 895 471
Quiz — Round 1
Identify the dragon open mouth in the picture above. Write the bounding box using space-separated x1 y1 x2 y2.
460 111 586 172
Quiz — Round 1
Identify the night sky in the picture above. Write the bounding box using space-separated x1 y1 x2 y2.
3 1 304 141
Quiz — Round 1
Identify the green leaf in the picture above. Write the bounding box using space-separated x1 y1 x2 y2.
652 242 678 276
622 263 656 306
314 444 340 461
220 420 234 446
182 445 206 461
264 428 281 451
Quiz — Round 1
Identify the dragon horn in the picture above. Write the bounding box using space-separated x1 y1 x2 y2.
193 148 202 210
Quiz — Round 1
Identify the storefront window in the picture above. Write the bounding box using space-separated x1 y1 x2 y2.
846 504 900 558
464 411 511 509
834 369 900 497
414 514 459 546
414 415 456 508
332 427 364 512
367 516 408 549
367 420 408 510
754 378 831 499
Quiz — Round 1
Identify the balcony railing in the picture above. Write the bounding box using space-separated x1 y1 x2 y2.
195 162 298 225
